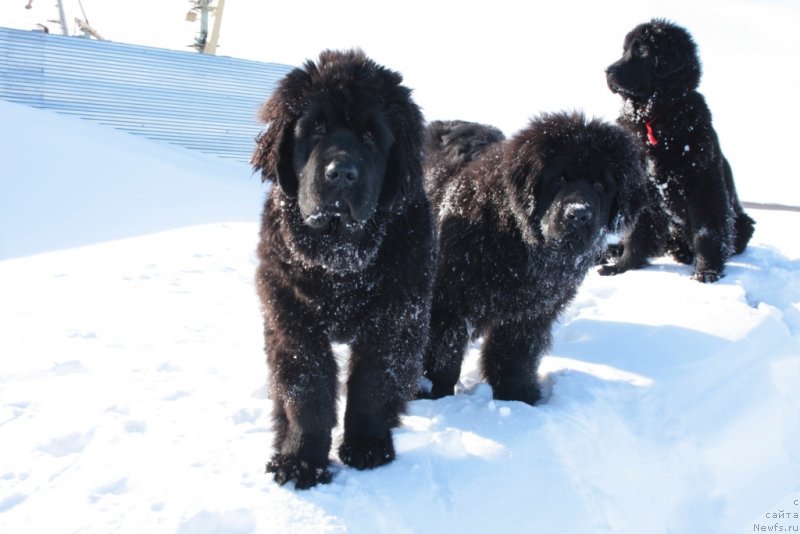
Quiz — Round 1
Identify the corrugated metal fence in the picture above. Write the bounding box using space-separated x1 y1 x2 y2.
0 27 293 163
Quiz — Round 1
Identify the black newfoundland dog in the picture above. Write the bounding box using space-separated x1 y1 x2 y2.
420 113 645 404
603 19 754 282
251 50 435 489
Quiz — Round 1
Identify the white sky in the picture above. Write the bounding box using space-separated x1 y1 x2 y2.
4 1 797 128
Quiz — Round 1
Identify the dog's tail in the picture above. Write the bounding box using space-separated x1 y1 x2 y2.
722 156 756 254
425 120 505 175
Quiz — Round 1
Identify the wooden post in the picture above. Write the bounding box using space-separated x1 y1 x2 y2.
204 0 225 55
56 0 68 35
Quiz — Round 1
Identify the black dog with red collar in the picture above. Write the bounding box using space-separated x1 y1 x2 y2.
602 19 754 283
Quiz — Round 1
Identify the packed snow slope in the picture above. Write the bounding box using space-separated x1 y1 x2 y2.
2 95 800 533
0 101 260 259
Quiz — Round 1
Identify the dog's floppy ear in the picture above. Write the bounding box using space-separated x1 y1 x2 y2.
653 46 687 79
378 85 425 210
609 167 647 232
251 67 313 198
503 131 546 223
251 117 298 197
606 129 647 232
506 151 544 205
379 140 408 209
505 115 565 221
650 20 701 89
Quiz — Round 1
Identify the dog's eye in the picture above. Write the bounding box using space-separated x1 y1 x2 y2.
636 45 650 58
313 122 327 136
556 175 566 185
362 130 375 145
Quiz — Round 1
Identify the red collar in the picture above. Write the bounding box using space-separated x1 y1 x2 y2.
641 95 682 146
645 118 658 146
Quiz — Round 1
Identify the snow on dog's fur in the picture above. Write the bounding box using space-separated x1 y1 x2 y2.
421 113 645 403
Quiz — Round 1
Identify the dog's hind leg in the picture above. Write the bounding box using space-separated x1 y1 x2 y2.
722 156 755 255
733 211 755 254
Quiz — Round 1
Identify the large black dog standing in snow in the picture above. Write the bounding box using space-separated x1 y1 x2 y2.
252 50 435 489
421 113 645 404
603 19 754 282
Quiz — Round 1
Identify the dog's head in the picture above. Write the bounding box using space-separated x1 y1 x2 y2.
606 19 702 101
504 112 646 253
425 120 506 175
252 49 424 234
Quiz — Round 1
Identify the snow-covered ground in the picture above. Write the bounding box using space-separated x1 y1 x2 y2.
2 97 799 534
2 2 800 531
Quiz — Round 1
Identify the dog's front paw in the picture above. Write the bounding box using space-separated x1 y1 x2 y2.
492 382 541 406
600 243 624 264
670 247 694 265
266 454 332 489
598 254 648 276
692 270 723 283
598 263 625 276
339 436 395 470
415 376 433 399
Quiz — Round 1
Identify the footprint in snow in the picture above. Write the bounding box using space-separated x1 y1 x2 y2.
38 429 95 457
124 420 147 433
177 509 256 534
89 477 129 503
231 408 262 425
0 493 27 513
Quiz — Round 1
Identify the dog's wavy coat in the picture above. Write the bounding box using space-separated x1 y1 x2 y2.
421 113 645 404
252 50 435 489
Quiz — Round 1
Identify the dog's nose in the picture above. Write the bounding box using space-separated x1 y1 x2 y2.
565 204 592 226
325 160 359 185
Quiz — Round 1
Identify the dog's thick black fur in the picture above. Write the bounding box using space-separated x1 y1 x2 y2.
603 19 754 283
252 50 435 489
421 113 645 404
